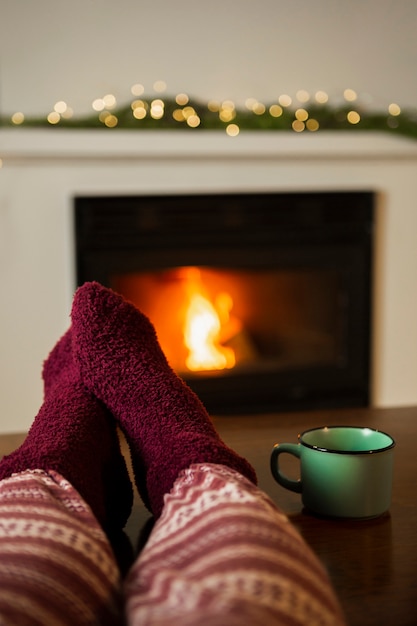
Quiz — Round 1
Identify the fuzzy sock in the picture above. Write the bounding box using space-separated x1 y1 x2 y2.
71 281 257 518
0 329 134 571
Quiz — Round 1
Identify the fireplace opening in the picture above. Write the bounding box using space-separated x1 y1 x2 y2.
75 191 374 414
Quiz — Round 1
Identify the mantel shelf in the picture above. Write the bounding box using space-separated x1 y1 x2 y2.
1 129 417 162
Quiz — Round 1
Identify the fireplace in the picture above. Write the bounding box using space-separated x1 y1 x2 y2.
75 191 373 414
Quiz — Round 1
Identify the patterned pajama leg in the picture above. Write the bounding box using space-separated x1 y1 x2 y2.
0 470 122 626
124 463 346 626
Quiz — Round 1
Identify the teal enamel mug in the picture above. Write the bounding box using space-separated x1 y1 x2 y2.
270 426 395 518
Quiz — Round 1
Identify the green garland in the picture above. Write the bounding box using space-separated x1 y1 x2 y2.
1 96 417 140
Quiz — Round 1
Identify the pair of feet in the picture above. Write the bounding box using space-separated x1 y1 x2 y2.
0 282 256 564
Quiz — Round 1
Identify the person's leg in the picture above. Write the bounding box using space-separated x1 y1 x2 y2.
124 464 346 626
0 329 134 624
0 329 133 540
0 470 122 626
71 281 256 519
71 282 346 625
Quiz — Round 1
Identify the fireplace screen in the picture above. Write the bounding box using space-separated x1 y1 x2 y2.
75 191 373 414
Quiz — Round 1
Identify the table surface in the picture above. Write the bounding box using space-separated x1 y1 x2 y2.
1 405 416 626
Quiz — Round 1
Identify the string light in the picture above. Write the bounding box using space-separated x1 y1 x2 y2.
295 108 309 122
131 83 144 96
150 99 164 119
153 80 167 93
176 93 189 106
388 103 401 116
11 112 25 125
252 102 266 115
315 91 329 104
131 99 148 120
245 98 258 110
306 118 319 131
226 124 240 137
292 120 305 132
47 111 60 125
103 94 117 109
278 94 292 107
344 89 358 102
347 111 361 124
269 104 283 118
219 101 236 123
92 98 106 112
296 90 310 103
103 114 118 128
186 113 200 128
1 86 415 139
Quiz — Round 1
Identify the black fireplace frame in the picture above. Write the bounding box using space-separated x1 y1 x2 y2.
74 191 374 415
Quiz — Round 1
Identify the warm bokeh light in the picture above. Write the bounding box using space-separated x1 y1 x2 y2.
99 111 110 123
219 106 236 122
347 110 361 124
153 80 167 92
172 108 185 122
306 118 319 131
103 94 116 109
222 100 235 111
47 112 60 124
292 120 305 132
11 112 25 124
315 90 329 104
131 99 147 109
176 93 189 106
244 98 265 115
150 99 164 119
186 114 200 128
60 106 73 119
92 98 105 112
296 90 310 103
245 98 258 110
131 83 144 96
388 103 401 116
344 89 358 102
252 102 266 115
54 101 67 114
182 106 196 119
104 114 118 127
133 106 147 119
131 99 148 119
269 104 283 118
278 94 292 107
226 123 240 136
295 108 308 122
207 100 221 112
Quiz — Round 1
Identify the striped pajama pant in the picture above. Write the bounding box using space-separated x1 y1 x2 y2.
0 464 346 626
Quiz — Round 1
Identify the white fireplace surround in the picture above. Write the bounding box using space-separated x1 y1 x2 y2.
1 128 417 434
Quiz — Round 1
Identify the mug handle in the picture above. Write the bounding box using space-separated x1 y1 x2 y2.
270 443 302 493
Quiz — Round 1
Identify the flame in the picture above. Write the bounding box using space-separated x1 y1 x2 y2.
183 271 236 372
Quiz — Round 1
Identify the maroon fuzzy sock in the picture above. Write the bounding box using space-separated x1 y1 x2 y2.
71 281 257 518
0 329 134 567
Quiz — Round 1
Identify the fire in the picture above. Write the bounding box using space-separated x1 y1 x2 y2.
183 271 236 372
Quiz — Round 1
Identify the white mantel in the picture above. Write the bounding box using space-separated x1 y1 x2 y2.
1 129 417 434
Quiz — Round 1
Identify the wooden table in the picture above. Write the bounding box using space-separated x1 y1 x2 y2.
213 406 417 626
1 406 416 625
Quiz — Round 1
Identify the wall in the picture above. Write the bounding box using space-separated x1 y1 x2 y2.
1 0 417 116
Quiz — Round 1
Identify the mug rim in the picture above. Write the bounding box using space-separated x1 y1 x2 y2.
299 425 395 455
